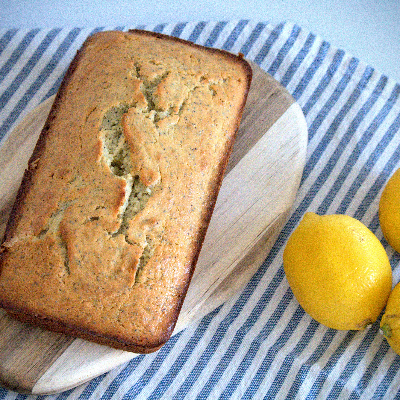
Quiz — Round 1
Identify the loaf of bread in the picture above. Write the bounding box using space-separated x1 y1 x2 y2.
0 30 252 353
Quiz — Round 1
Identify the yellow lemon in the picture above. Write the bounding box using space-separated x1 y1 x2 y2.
379 167 400 253
283 212 392 330
381 282 400 355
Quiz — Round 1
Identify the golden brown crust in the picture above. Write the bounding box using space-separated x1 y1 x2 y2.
0 30 252 353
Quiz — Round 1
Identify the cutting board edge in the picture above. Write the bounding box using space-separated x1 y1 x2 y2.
0 64 309 395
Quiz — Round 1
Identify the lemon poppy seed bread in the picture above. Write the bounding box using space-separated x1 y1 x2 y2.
0 30 252 353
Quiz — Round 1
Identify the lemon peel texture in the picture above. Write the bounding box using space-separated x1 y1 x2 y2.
283 212 392 330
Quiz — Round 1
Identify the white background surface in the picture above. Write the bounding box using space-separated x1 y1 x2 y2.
1 0 400 82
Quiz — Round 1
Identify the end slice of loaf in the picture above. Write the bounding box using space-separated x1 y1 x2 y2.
0 30 252 353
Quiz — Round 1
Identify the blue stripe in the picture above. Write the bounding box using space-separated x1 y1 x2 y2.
301 49 346 115
172 266 287 398
348 341 390 399
40 68 66 101
147 308 219 399
196 272 292 398
171 313 230 398
0 29 40 85
280 32 317 88
203 21 228 47
0 388 8 400
187 21 207 43
302 61 368 184
267 24 302 76
222 19 249 51
152 23 167 33
336 85 400 215
353 129 400 224
121 332 183 399
306 331 358 399
14 394 28 400
269 63 369 239
41 27 105 101
54 386 75 400
170 295 255 397
75 373 106 400
239 22 267 57
254 22 285 65
326 325 381 399
97 355 146 400
170 22 188 38
291 40 331 100
0 29 18 57
0 28 82 141
0 29 61 113
260 320 320 397
316 75 389 215
135 24 147 30
236 304 306 399
286 329 339 398
371 355 400 398
307 58 366 143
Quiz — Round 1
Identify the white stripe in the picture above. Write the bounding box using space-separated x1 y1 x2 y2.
320 330 379 398
272 26 312 82
332 92 400 219
204 272 292 398
228 20 260 54
300 64 380 182
360 349 398 399
341 334 387 399
246 305 313 399
157 22 175 35
287 38 329 96
0 29 68 132
160 319 230 398
243 22 274 61
275 324 332 399
259 22 296 71
303 56 366 140
0 29 50 91
178 21 201 40
194 21 222 45
0 29 34 70
208 20 240 49
293 45 343 108
294 330 347 398
320 80 397 211
132 321 212 399
181 277 286 399
0 28 96 144
206 296 295 399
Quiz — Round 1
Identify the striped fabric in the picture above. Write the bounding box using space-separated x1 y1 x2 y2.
1 20 400 399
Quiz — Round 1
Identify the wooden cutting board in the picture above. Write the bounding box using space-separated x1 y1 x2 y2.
0 62 307 395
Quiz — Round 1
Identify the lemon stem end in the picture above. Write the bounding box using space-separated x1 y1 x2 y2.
381 323 392 339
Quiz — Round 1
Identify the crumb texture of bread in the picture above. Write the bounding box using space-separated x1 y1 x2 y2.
0 30 251 352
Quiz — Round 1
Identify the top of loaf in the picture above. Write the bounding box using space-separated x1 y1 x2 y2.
0 30 252 352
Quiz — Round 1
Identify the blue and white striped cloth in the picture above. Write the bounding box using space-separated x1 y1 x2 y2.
1 20 400 399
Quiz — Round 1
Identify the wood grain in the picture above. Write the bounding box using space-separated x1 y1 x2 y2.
0 62 308 395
